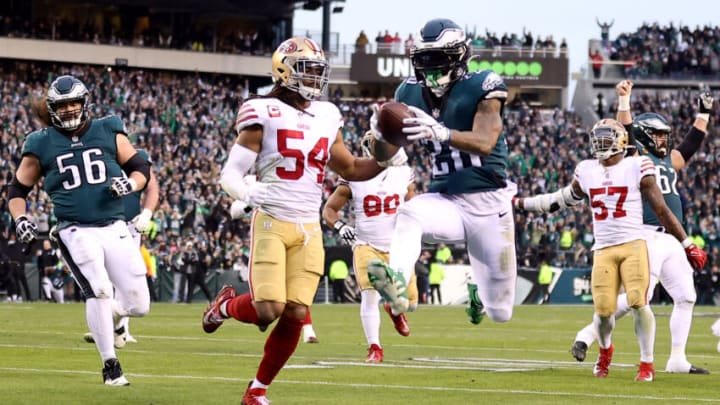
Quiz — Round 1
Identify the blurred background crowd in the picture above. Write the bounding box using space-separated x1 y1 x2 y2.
1 20 719 305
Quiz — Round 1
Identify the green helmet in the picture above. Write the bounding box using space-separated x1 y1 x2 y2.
632 112 672 157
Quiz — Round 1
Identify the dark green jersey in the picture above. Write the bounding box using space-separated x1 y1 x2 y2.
22 116 127 228
122 148 150 221
637 143 683 226
395 70 509 194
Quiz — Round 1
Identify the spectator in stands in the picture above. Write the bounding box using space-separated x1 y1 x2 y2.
355 30 369 53
391 32 403 54
375 31 386 54
590 49 604 79
404 33 414 56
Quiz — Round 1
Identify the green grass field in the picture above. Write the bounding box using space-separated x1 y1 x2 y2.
1 302 719 404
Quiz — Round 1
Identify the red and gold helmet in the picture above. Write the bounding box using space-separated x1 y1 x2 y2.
271 37 330 100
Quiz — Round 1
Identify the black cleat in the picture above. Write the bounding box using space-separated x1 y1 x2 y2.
689 365 710 375
102 358 130 386
571 341 587 362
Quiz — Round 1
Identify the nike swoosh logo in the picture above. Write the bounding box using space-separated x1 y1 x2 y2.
499 211 509 218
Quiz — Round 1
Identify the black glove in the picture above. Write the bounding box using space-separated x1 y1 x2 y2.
109 177 135 198
698 92 714 114
15 215 38 244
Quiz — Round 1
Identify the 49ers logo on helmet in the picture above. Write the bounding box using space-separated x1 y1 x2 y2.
277 40 298 54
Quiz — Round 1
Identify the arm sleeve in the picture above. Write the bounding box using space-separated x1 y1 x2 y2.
675 127 706 162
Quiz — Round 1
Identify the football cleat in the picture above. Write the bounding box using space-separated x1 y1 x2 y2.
367 259 409 314
241 381 270 405
466 283 485 325
125 334 138 343
383 303 410 337
102 358 130 386
83 332 95 343
365 344 384 363
635 362 655 382
593 344 614 378
665 358 710 374
202 285 237 333
304 335 319 344
571 341 588 362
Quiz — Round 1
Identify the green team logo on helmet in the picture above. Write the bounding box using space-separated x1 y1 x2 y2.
468 58 543 77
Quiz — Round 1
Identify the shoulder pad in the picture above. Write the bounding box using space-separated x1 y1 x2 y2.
235 99 268 132
21 129 47 157
97 115 129 135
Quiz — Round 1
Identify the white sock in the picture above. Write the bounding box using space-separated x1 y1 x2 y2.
86 297 116 361
302 324 316 338
633 305 655 363
669 300 693 360
575 322 597 348
614 293 631 320
388 213 423 285
360 289 381 346
594 313 615 349
250 379 268 390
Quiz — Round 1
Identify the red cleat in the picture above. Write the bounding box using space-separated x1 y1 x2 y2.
635 362 655 382
365 344 384 363
241 381 270 405
202 285 236 333
593 344 614 378
384 303 410 336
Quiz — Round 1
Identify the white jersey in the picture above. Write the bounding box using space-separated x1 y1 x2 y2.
236 98 343 223
343 165 414 252
574 156 655 250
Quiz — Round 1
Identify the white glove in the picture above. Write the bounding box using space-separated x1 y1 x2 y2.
334 221 356 245
132 208 153 233
15 215 38 243
109 177 137 197
230 200 251 219
49 225 59 243
402 105 451 142
368 103 385 141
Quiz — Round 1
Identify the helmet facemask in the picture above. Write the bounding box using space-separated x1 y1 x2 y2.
590 119 628 160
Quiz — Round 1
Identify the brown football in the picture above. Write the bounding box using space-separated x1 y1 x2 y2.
377 102 415 147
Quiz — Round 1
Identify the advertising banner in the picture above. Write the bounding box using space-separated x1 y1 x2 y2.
350 53 568 87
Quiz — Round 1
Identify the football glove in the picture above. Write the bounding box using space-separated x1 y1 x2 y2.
132 208 154 233
402 105 451 142
229 200 251 219
109 177 136 198
334 221 356 245
368 103 385 141
684 243 707 271
698 92 714 114
15 215 38 243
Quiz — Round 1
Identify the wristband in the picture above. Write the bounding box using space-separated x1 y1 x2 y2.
128 178 138 192
696 113 709 122
617 95 631 111
681 238 693 248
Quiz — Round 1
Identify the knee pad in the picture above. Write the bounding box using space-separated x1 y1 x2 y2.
593 293 616 317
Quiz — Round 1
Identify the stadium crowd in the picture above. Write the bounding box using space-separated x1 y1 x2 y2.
604 22 720 78
1 61 719 304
